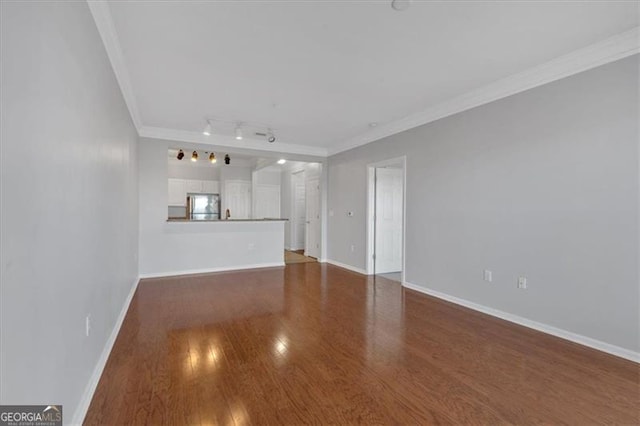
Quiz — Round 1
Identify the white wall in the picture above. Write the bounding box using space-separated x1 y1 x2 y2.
327 56 639 354
168 161 221 181
254 169 281 186
139 138 284 276
0 1 139 420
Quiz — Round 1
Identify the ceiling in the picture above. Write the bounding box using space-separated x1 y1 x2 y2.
101 1 638 156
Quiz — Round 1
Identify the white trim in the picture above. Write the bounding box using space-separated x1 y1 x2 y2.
140 126 328 157
138 262 285 279
402 281 640 364
328 27 640 156
324 259 367 275
87 1 142 130
71 277 140 425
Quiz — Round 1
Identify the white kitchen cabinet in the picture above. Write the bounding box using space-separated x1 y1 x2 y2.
186 179 203 193
202 180 219 194
168 179 187 206
169 179 219 205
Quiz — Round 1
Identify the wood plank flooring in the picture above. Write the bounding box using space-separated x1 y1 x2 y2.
85 263 639 425
284 250 317 264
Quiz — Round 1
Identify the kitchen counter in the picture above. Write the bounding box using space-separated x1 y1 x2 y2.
167 218 288 222
141 219 287 277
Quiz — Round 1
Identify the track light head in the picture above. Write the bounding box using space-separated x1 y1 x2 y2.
267 130 276 143
203 121 212 136
391 0 411 11
177 149 184 160
224 154 230 165
191 151 198 162
209 152 216 164
235 124 243 140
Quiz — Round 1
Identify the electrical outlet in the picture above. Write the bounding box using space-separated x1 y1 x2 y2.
350 244 355 253
518 277 527 289
483 270 492 282
85 315 91 337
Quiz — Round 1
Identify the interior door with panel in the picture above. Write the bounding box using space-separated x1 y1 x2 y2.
305 177 321 258
292 172 306 250
374 167 403 274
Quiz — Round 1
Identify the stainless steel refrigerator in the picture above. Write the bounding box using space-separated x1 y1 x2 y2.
187 193 220 220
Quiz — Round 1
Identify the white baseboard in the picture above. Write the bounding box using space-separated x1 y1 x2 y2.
71 276 140 425
324 259 367 275
139 262 285 279
402 281 640 364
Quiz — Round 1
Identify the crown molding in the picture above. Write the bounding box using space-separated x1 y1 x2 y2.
139 126 328 157
328 26 640 156
88 0 142 130
89 0 637 159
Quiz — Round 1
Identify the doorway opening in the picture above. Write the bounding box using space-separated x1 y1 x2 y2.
367 157 406 283
283 162 322 264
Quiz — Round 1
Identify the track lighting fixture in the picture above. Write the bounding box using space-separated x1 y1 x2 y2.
191 151 198 162
224 154 230 165
209 152 216 164
198 118 279 144
177 149 184 160
277 159 286 165
203 120 212 136
391 0 411 11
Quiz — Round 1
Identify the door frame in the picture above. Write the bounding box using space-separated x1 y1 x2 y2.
366 156 407 283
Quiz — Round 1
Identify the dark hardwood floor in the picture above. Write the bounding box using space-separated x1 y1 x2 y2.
85 263 639 425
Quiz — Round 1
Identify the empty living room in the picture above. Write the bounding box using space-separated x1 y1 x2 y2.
1 0 638 424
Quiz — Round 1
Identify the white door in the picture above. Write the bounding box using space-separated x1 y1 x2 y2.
305 177 321 258
225 180 251 219
374 167 403 274
292 172 306 250
254 184 280 219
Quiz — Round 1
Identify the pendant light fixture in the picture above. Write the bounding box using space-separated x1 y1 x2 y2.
177 149 185 160
191 151 198 162
203 120 212 136
224 154 230 165
209 152 217 164
235 124 243 140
